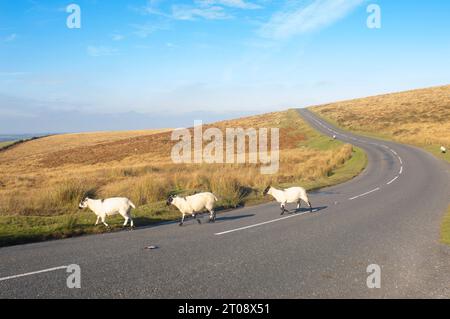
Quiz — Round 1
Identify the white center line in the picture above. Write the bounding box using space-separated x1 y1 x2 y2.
0 266 68 282
306 112 405 202
215 210 319 236
387 176 399 185
349 188 380 201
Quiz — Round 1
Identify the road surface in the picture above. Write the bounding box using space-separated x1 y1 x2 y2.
0 109 449 298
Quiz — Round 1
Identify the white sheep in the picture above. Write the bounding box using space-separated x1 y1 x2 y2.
79 197 136 228
441 146 447 154
263 185 312 215
167 192 218 226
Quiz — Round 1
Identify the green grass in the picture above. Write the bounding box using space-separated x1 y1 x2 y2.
441 206 450 246
0 111 368 247
0 141 15 150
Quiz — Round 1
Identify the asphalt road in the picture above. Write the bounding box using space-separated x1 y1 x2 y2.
1 109 449 298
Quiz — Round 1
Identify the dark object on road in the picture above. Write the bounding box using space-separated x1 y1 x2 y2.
145 245 159 250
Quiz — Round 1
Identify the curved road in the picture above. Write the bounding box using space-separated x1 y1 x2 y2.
0 109 449 298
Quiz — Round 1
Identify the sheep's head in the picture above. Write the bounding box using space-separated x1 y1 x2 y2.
263 185 271 196
166 195 175 206
78 198 89 209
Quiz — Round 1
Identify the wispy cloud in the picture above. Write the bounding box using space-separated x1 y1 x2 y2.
138 0 262 21
4 33 17 42
111 33 125 41
0 71 28 76
259 0 365 40
197 0 261 10
131 23 168 38
87 46 119 57
172 5 230 20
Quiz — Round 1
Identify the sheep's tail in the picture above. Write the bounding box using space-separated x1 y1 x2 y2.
129 201 136 209
213 194 219 202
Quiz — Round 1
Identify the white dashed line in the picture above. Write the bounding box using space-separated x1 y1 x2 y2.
0 266 69 282
305 112 405 200
215 210 319 235
387 176 399 185
349 188 380 201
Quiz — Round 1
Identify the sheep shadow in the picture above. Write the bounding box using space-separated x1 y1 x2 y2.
211 214 255 223
286 205 328 214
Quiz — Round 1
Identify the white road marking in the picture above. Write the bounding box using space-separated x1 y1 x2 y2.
215 210 319 236
387 176 399 185
349 188 380 201
0 266 68 282
306 113 407 203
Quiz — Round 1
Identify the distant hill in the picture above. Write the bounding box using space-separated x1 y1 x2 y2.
0 134 54 142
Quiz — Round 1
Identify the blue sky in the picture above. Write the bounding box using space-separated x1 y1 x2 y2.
0 0 449 133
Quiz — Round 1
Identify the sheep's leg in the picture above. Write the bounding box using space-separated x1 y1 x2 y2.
209 210 216 223
308 201 313 213
130 218 134 229
101 216 109 228
123 217 129 227
297 200 301 210
179 214 185 226
95 216 100 226
193 213 202 224
280 203 286 215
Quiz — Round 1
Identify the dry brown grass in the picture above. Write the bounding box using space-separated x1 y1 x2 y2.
311 85 450 161
0 110 356 217
0 110 369 247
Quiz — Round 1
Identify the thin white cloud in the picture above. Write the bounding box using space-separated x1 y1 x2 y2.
259 0 365 40
4 33 17 42
197 0 261 10
172 4 230 20
111 34 125 41
131 23 168 38
139 0 261 21
87 46 119 57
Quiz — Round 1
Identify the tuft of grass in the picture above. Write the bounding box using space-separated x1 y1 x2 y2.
441 206 450 246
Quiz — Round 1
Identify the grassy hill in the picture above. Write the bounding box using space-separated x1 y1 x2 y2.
0 110 366 246
310 85 450 244
310 85 450 162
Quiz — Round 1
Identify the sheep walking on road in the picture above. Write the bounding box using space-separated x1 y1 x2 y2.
167 192 218 226
79 197 136 228
263 186 312 215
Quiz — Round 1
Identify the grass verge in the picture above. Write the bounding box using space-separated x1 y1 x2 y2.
441 206 450 246
0 141 15 150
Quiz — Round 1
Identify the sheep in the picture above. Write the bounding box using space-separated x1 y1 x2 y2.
78 197 135 228
441 146 447 154
263 185 312 215
167 192 218 226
